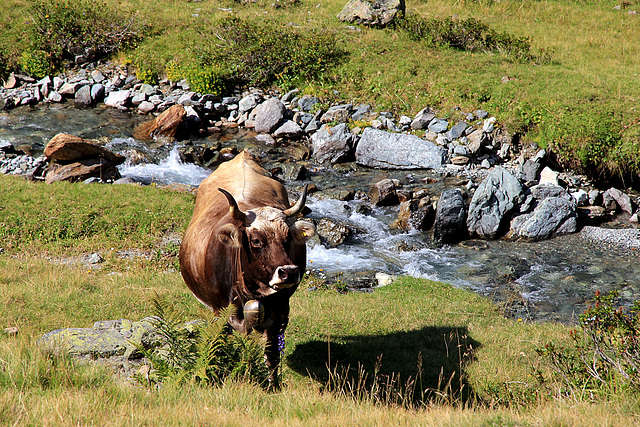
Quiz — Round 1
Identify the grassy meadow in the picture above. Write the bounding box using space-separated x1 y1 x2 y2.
1 0 640 182
2 174 640 425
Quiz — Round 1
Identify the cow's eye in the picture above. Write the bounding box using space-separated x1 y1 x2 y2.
250 237 263 248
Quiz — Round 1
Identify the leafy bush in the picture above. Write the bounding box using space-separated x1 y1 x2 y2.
398 14 533 61
137 297 270 389
165 62 228 96
537 291 640 398
25 0 145 71
192 17 345 89
19 49 54 78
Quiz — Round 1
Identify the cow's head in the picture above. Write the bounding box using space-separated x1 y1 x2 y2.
217 186 316 296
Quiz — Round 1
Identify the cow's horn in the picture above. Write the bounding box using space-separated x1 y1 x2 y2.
283 184 308 218
219 188 248 224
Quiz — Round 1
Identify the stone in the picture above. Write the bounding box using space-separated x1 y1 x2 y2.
337 0 405 27
104 90 131 108
510 197 577 241
434 189 468 244
45 158 121 184
604 188 634 214
44 133 125 165
138 101 156 114
316 217 352 248
571 189 589 207
446 121 468 141
411 108 435 130
483 117 497 132
238 93 263 113
529 184 573 203
351 104 371 121
467 167 523 239
466 129 486 154
321 107 352 124
297 95 320 112
3 73 18 89
369 178 399 206
74 85 93 106
253 98 286 134
311 123 355 163
59 82 81 96
38 318 158 359
355 127 447 169
91 84 105 102
428 118 448 133
281 88 299 103
133 104 187 140
272 120 304 138
539 166 560 186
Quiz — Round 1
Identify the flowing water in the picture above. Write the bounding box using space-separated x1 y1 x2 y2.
2 104 639 323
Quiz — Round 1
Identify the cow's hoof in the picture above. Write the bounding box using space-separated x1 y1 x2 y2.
243 300 264 329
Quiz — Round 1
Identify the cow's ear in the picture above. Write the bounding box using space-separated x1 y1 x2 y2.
290 220 316 242
218 223 242 247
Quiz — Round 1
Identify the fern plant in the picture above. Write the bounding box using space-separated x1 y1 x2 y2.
136 297 269 389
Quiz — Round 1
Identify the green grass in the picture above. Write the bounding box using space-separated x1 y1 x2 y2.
2 174 640 424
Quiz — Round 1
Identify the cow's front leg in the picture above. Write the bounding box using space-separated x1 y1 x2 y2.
264 322 286 390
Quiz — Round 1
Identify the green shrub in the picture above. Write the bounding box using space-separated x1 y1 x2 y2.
167 63 228 96
398 14 533 61
192 17 345 89
19 49 54 78
537 291 640 398
25 0 146 69
137 297 270 389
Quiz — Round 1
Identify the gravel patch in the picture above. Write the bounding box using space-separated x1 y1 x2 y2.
580 226 640 250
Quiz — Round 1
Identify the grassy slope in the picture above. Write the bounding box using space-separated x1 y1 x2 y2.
2 0 640 180
1 173 640 424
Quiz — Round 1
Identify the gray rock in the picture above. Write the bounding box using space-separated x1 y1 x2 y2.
238 93 263 114
510 197 577 241
522 158 543 183
446 121 468 141
138 101 155 114
316 217 352 248
604 188 634 214
428 118 448 133
74 85 93 106
38 318 158 359
355 127 447 169
311 123 354 163
253 98 286 134
297 95 320 112
281 88 300 103
351 104 371 121
48 91 63 103
369 178 399 206
474 109 488 119
529 184 573 203
467 167 523 239
337 0 405 27
410 108 435 130
59 82 81 96
466 129 485 154
272 120 304 139
433 189 468 244
91 84 105 102
321 107 351 124
104 90 131 108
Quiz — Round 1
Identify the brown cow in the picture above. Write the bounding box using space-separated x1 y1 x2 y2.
179 151 316 387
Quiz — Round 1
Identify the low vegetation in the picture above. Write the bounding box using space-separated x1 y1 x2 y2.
1 0 640 184
1 173 640 424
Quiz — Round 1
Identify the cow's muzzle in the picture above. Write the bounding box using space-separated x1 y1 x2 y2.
268 265 300 289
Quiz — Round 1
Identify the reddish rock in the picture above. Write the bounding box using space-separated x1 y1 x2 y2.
44 134 125 165
134 104 187 140
45 158 121 184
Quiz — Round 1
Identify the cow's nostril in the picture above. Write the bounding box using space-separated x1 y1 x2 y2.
277 265 299 283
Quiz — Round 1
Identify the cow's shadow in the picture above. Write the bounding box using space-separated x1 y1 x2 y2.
287 326 480 406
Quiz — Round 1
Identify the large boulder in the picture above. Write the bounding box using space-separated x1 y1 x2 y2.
45 133 125 164
337 0 405 27
509 197 577 241
133 104 187 140
433 189 468 244
253 97 286 134
467 167 523 239
311 123 355 163
355 127 447 169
